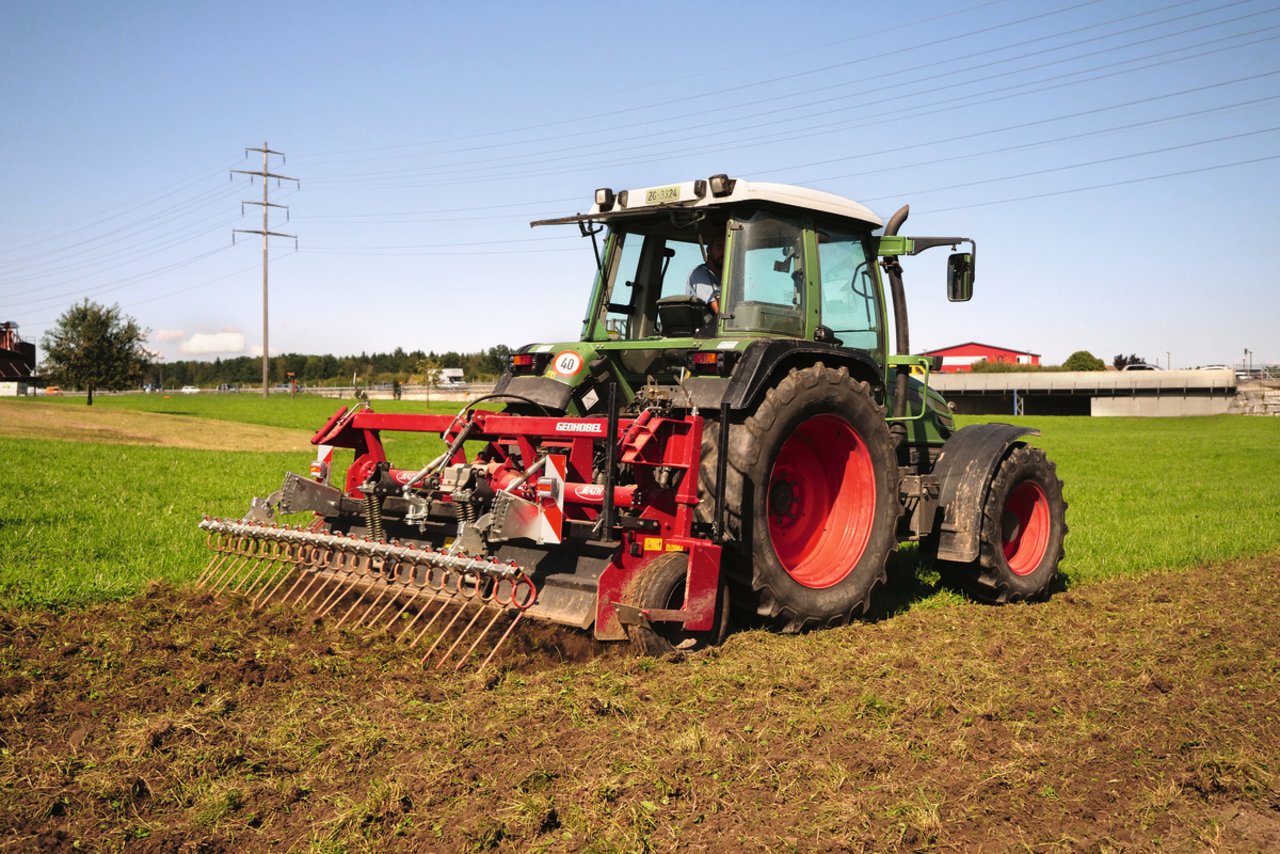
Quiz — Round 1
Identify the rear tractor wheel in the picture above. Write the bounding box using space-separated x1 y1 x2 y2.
722 363 900 632
943 443 1067 603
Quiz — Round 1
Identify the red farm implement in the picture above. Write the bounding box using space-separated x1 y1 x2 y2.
199 394 727 671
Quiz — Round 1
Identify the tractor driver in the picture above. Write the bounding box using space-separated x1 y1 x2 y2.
688 235 724 314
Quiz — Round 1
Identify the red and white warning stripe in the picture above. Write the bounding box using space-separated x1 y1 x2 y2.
534 453 567 544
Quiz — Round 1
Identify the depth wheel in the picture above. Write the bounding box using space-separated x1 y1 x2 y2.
626 552 729 656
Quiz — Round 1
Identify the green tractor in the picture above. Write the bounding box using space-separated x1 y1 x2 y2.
494 173 1068 631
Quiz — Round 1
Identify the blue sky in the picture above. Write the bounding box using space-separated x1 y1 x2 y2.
2 0 1277 371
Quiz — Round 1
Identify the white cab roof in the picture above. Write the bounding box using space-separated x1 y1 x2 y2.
533 176 884 228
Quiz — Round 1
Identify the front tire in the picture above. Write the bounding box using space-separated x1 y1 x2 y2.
943 443 1067 603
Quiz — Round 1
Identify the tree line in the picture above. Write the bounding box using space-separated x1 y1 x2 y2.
39 299 517 403
153 346 513 389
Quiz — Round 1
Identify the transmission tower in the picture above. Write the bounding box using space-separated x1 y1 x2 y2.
232 143 298 398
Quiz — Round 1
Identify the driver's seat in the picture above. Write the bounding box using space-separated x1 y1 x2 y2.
657 295 713 337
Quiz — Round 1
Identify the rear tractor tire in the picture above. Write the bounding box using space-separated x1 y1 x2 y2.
715 363 901 632
625 552 729 657
942 443 1067 603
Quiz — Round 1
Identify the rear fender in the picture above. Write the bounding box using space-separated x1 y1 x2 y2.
723 339 883 411
930 423 1037 563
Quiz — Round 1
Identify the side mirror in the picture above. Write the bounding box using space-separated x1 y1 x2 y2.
947 252 974 302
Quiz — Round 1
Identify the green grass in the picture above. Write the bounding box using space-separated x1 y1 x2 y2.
960 414 1280 584
0 439 303 607
0 405 1277 609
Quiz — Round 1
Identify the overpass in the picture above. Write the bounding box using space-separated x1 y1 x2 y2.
929 369 1237 416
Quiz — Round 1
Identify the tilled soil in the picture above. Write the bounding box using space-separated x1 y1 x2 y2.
0 402 308 451
1 556 1277 852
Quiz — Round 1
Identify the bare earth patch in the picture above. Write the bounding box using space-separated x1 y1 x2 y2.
1 554 1277 850
0 402 308 452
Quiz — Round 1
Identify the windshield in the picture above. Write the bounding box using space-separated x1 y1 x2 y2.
586 214 724 341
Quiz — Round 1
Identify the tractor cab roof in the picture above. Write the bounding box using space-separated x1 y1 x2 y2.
531 174 884 230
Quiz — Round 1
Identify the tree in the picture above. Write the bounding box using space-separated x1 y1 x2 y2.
1113 353 1146 370
40 300 152 405
1063 350 1106 371
415 355 442 402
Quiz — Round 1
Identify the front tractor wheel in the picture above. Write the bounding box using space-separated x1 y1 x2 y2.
944 443 1067 603
731 363 900 632
625 552 729 657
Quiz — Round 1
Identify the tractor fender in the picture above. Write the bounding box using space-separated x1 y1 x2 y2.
493 374 575 412
930 423 1039 563
723 339 883 411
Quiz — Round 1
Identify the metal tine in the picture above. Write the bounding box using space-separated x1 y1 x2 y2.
420 589 484 666
380 564 433 634
311 572 353 617
229 540 282 596
317 552 375 619
405 587 462 649
342 579 392 628
208 550 255 594
433 599 493 670
195 540 234 587
478 610 526 674
396 566 454 642
306 550 356 612
227 556 269 596
353 559 410 630
203 537 250 591
453 606 511 672
274 548 331 607
250 547 301 608
334 563 389 628
218 540 273 596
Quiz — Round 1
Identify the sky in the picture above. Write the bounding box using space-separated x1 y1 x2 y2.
2 0 1277 371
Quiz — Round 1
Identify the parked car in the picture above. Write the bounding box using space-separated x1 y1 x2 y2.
44 385 62 395
1121 363 1161 371
180 386 200 394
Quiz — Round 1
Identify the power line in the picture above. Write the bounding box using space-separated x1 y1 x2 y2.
919 153 1280 213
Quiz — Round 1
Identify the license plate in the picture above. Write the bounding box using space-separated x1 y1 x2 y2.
644 184 681 205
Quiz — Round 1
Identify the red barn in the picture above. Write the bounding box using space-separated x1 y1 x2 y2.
920 341 1040 373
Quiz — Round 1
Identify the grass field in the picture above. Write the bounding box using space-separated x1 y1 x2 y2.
1 395 1277 608
2 395 1278 850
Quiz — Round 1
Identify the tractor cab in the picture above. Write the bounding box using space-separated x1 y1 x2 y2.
535 175 890 355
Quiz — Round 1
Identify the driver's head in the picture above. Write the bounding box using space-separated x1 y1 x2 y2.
706 235 725 270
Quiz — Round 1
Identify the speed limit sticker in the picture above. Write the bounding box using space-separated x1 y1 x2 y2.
552 350 584 376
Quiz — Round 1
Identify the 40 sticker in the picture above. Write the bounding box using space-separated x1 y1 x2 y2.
552 350 584 376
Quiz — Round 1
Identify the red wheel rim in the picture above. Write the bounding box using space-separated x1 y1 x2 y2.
767 414 875 588
1002 481 1051 576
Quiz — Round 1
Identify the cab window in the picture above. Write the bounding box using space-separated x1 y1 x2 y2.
592 224 717 340
723 211 805 337
817 229 881 353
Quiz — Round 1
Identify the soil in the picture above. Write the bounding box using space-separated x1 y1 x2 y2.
1 556 1278 851
0 402 308 452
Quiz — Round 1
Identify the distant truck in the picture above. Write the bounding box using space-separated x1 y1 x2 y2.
436 368 466 389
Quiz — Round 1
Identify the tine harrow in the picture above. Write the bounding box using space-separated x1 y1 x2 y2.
197 517 538 674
